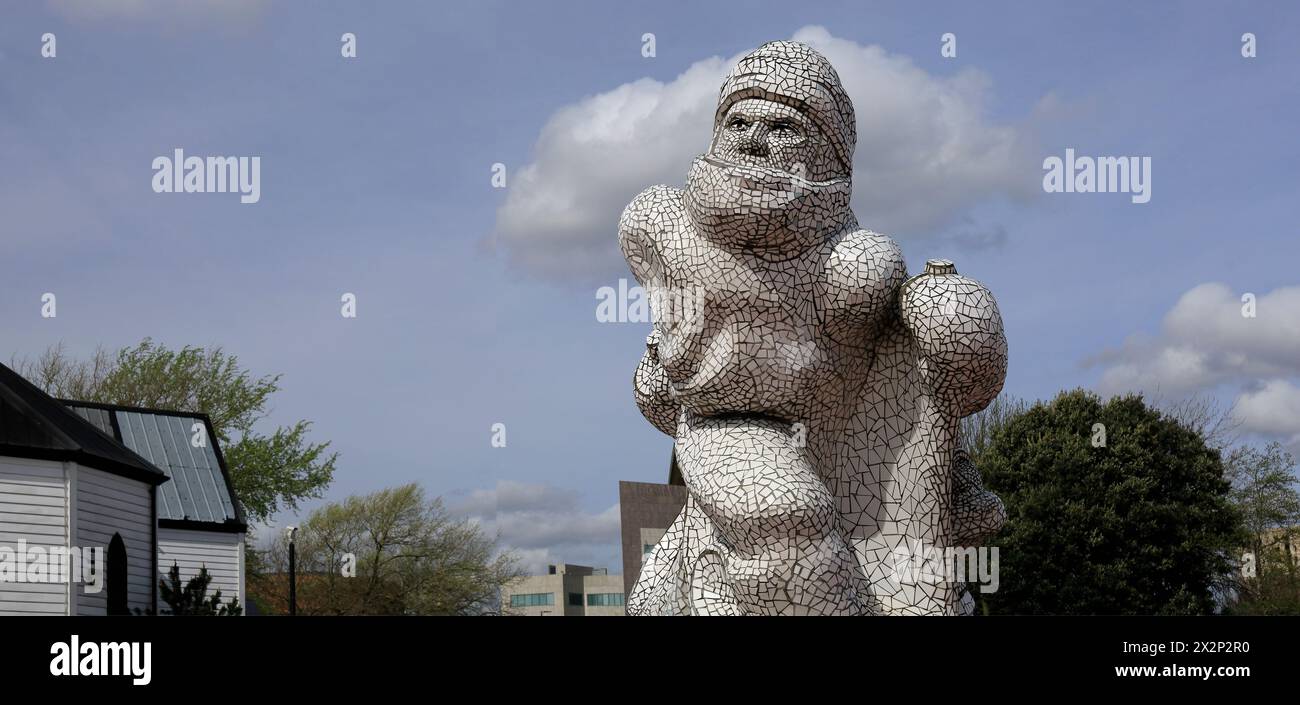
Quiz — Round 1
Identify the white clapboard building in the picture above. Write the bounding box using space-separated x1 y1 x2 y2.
64 400 248 611
0 362 248 615
0 363 168 615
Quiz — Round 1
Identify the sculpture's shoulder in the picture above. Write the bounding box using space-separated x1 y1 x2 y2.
619 185 686 283
619 185 685 243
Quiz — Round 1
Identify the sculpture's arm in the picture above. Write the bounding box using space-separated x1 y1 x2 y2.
618 185 678 289
899 260 1008 419
620 186 683 437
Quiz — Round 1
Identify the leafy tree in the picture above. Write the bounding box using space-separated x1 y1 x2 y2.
12 339 336 522
241 538 277 616
157 563 243 616
251 484 523 615
1221 442 1300 614
974 389 1241 615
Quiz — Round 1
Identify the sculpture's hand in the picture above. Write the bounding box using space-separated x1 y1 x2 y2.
899 259 1008 418
634 329 680 436
950 449 1007 545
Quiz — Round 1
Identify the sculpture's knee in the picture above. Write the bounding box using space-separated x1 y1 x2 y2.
726 475 838 550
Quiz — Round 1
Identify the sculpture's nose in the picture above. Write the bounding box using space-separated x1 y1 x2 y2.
737 124 770 158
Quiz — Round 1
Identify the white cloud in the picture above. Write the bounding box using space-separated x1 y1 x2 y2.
492 25 1040 280
1090 282 1300 451
1234 380 1300 441
1092 283 1300 397
450 480 620 574
453 481 579 516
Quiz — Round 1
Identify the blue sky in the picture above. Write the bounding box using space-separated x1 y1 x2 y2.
2 1 1298 573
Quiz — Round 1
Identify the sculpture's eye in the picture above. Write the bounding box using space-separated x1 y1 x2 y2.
727 116 749 131
770 120 799 136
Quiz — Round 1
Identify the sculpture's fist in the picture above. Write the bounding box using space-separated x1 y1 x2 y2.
899 259 1008 417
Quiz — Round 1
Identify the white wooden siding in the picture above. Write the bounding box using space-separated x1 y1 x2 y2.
0 456 68 615
74 466 154 615
157 528 244 611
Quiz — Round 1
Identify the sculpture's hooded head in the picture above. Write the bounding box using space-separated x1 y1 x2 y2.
685 41 857 251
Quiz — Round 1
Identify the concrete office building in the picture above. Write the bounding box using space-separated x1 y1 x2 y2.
501 563 626 616
618 452 688 597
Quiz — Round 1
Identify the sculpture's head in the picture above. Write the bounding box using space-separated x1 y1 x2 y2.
685 41 857 248
711 41 855 180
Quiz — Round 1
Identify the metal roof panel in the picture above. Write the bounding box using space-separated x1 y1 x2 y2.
60 400 244 527
117 410 237 523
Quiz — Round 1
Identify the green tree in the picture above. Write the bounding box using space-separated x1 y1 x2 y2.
1222 442 1300 614
13 340 336 522
254 484 523 615
157 563 243 616
975 389 1241 615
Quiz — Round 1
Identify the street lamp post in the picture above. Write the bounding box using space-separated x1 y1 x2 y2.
287 526 298 617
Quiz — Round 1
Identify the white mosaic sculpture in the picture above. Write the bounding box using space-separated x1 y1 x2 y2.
621 41 1008 615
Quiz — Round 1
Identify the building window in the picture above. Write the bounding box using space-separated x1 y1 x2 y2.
586 593 625 607
568 592 583 606
643 544 655 555
510 592 555 607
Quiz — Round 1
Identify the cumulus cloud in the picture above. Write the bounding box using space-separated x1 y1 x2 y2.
492 25 1040 280
1090 283 1300 397
450 480 620 574
1089 282 1300 450
1234 380 1300 443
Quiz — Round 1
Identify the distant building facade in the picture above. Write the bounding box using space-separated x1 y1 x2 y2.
618 476 688 598
501 563 625 616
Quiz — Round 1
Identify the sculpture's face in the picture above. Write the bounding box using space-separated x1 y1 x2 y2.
685 95 854 249
710 98 841 182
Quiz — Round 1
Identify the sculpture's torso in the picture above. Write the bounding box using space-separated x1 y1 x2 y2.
644 187 906 423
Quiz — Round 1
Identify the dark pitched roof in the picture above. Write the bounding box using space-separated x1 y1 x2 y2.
0 363 168 485
63 400 246 531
